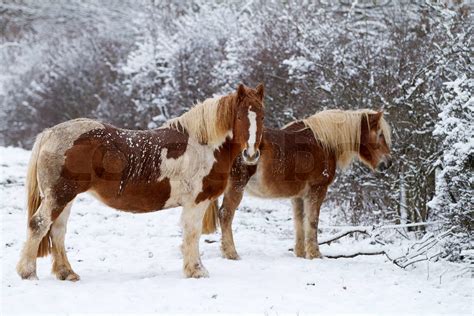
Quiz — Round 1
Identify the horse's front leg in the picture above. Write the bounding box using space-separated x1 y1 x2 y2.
303 186 328 259
219 187 244 260
291 197 305 258
181 201 210 278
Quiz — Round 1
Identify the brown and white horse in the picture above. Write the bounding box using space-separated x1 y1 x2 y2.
202 109 392 260
17 83 265 280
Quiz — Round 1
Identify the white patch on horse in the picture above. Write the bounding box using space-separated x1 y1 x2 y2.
159 137 217 208
210 130 233 151
247 110 258 156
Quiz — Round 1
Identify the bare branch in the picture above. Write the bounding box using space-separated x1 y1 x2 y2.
325 250 386 259
319 229 371 245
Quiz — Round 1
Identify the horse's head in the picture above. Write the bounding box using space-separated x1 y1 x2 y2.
359 111 392 171
233 83 265 165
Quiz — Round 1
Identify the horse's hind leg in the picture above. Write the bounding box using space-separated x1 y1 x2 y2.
292 197 305 258
303 186 328 259
17 196 55 280
51 201 79 281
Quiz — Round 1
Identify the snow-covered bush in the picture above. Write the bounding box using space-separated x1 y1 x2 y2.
429 75 473 261
0 0 142 146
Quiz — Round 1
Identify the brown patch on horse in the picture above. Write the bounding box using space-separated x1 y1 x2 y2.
54 124 191 214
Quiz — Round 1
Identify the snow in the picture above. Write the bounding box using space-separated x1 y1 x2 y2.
283 56 315 79
1 147 472 314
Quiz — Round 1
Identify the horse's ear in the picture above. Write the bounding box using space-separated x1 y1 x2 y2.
237 84 246 102
256 83 264 100
369 111 383 127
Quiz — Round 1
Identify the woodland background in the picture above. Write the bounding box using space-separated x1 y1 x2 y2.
0 0 472 261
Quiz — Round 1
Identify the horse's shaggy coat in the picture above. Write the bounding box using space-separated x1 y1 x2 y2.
202 109 392 260
17 84 265 280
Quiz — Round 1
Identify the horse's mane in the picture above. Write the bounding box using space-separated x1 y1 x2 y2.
299 109 391 168
162 95 235 146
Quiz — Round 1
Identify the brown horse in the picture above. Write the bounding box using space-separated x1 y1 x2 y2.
202 109 392 260
17 83 265 280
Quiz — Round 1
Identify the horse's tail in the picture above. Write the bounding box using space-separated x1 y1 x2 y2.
202 199 219 234
26 133 51 257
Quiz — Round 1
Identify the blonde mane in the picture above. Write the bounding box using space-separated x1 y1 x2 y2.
163 95 235 146
301 109 391 168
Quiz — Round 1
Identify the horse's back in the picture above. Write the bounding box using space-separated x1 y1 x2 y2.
39 118 105 153
35 119 186 212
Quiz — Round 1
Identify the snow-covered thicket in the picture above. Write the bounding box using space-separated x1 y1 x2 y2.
0 0 145 145
1 0 472 261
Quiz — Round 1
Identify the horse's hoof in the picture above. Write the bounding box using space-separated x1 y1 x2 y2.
18 271 38 280
65 272 80 282
24 273 39 280
55 268 80 281
17 263 38 280
184 264 209 278
294 245 306 258
295 251 306 258
305 250 323 260
222 251 241 260
221 245 241 260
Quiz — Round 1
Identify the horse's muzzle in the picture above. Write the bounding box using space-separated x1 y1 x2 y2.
377 155 393 172
242 148 260 165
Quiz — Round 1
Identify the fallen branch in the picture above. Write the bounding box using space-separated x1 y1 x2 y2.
320 221 441 231
325 250 386 259
319 229 371 245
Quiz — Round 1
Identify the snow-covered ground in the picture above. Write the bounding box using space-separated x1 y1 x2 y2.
1 146 472 314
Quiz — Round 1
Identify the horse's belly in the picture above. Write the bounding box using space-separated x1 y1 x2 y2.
89 179 173 213
245 170 308 199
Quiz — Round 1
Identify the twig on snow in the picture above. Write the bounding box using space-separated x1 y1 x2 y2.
319 228 371 245
325 250 386 259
